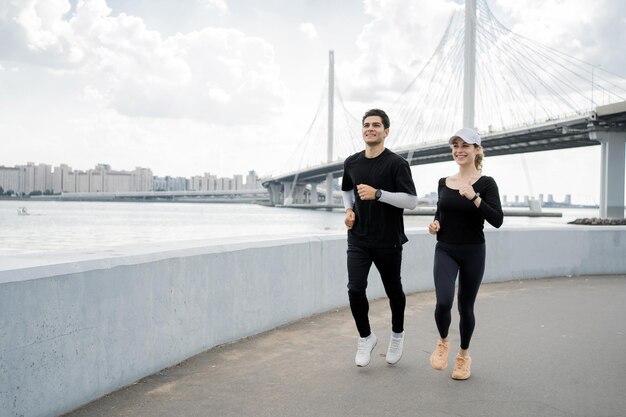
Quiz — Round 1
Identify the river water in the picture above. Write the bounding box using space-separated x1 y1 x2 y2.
0 200 600 257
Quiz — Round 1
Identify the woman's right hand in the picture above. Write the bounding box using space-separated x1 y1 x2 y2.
428 220 440 235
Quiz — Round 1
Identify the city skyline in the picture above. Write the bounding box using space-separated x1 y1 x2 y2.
0 161 262 196
1 1 625 206
0 159 591 206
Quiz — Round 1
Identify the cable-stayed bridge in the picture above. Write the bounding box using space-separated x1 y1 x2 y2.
263 0 626 218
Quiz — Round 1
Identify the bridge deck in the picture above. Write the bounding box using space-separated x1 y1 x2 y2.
64 275 626 417
264 101 626 186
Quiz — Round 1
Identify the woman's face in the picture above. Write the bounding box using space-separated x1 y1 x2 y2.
450 137 477 166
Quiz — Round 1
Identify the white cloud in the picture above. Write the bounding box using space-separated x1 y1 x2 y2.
207 86 232 103
0 0 72 66
197 0 228 14
339 0 461 103
82 85 103 101
494 0 626 71
299 22 318 39
14 0 73 51
0 0 287 125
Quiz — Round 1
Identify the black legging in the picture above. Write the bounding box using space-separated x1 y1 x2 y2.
347 244 406 338
433 241 486 350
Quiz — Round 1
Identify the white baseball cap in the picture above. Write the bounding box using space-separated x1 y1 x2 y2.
449 127 481 146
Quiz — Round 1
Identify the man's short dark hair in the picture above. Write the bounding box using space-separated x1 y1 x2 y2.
362 109 390 129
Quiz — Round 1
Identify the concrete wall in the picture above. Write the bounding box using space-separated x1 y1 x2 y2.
1 227 624 417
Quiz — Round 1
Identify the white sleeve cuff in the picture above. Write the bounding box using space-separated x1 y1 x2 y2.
342 190 355 210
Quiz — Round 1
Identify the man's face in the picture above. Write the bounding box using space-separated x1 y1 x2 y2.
362 115 388 146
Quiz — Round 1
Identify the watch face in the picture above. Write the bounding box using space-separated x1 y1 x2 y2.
375 190 381 200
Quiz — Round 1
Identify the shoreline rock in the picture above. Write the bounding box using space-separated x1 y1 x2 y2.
568 218 626 225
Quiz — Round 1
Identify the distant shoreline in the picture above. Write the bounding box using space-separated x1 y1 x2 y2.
0 195 601 210
568 218 626 225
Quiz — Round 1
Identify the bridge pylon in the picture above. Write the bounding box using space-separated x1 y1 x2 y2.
326 50 335 208
263 50 340 208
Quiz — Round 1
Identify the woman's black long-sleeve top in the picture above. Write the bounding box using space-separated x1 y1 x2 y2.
434 176 504 244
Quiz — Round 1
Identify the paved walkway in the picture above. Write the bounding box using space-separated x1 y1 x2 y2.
63 275 626 417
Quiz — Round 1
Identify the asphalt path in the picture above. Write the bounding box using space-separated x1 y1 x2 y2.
63 275 626 417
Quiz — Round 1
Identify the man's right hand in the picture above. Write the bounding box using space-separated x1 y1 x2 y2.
428 220 440 235
345 209 355 229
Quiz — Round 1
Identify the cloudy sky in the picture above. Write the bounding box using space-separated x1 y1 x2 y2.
1 0 625 204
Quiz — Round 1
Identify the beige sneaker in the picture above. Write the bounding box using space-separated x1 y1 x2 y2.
430 339 450 370
451 354 472 380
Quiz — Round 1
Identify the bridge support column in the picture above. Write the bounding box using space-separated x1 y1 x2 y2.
325 173 334 207
283 182 294 205
283 182 308 205
310 184 318 204
266 183 283 206
592 130 626 218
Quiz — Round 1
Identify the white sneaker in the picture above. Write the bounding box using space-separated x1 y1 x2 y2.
386 332 404 365
355 333 377 367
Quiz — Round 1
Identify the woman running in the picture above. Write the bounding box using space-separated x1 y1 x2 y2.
427 127 503 380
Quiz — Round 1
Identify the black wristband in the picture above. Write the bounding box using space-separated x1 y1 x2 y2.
470 193 480 202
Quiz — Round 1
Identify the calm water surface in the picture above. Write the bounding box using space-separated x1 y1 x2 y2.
0 200 600 256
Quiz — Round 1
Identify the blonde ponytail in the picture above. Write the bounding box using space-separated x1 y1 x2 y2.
474 146 484 172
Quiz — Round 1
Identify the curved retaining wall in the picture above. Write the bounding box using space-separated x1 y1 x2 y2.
1 227 625 417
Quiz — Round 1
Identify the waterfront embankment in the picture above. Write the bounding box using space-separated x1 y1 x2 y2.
1 226 625 417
